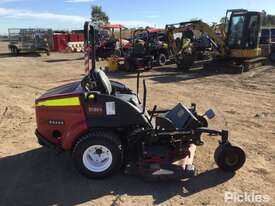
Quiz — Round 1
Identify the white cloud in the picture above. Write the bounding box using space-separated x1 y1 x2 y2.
0 7 153 29
65 0 96 3
0 7 88 22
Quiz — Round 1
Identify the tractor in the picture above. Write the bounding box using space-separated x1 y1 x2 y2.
95 24 128 59
35 22 246 180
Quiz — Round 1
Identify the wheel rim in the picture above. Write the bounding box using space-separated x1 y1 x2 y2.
83 145 113 172
159 55 166 65
225 153 239 166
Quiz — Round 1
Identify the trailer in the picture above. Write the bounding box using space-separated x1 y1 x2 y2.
8 28 53 55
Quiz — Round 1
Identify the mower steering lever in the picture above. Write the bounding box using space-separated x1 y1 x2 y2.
196 128 229 144
142 79 147 114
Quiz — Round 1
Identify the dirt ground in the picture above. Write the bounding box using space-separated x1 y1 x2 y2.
0 42 274 206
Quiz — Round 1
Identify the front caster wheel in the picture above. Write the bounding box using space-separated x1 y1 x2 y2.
72 131 123 178
214 144 246 172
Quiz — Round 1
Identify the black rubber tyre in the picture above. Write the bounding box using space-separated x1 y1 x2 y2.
269 51 275 63
145 59 153 71
72 131 123 178
177 62 189 71
114 49 122 57
158 53 167 66
177 56 194 71
243 63 250 72
10 46 17 56
214 144 246 172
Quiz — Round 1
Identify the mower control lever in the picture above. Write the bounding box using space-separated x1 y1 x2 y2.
149 105 157 122
142 79 147 114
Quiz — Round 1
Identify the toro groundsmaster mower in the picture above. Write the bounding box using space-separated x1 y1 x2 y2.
124 28 154 72
124 28 170 72
35 22 246 180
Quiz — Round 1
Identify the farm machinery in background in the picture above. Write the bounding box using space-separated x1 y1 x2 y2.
166 9 267 72
166 20 222 70
95 24 130 59
124 28 171 72
8 28 52 55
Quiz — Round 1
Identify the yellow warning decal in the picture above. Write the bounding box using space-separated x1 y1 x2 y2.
36 97 80 107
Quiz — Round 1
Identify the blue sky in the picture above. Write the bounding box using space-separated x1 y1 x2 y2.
0 0 275 34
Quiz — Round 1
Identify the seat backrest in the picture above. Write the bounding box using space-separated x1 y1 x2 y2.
165 103 199 129
133 42 146 56
93 69 112 95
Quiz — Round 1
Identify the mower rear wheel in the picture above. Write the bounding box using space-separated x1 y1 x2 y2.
72 131 123 178
145 59 153 71
158 53 167 66
177 56 193 71
214 144 246 172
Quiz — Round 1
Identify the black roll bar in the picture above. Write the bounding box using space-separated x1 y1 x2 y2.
84 21 96 71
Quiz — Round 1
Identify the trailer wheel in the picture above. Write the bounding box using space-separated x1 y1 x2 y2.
214 144 246 172
269 51 275 63
10 46 19 56
72 131 123 178
157 53 167 66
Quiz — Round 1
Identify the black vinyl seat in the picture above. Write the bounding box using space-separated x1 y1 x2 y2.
92 69 112 95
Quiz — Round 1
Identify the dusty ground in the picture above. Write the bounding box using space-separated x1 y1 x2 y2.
0 41 274 206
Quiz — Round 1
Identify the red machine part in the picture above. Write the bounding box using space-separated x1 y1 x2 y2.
69 33 84 42
53 34 69 51
102 24 126 30
53 33 84 52
69 33 78 42
35 94 88 150
139 143 196 177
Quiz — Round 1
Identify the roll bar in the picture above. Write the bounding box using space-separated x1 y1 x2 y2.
142 79 147 114
132 29 150 44
84 21 96 72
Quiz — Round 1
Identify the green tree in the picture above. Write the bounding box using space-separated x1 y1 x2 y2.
91 6 109 27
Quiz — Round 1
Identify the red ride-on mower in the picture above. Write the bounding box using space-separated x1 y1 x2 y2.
124 29 154 72
35 22 246 180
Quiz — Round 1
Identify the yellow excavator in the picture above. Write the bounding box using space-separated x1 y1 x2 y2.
166 9 266 72
166 20 224 70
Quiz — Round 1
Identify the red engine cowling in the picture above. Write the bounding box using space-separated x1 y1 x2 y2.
35 84 88 150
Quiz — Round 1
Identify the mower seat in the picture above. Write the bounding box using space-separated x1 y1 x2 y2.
133 43 146 57
92 69 112 95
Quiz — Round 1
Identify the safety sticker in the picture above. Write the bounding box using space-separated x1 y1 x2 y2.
106 102 116 115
